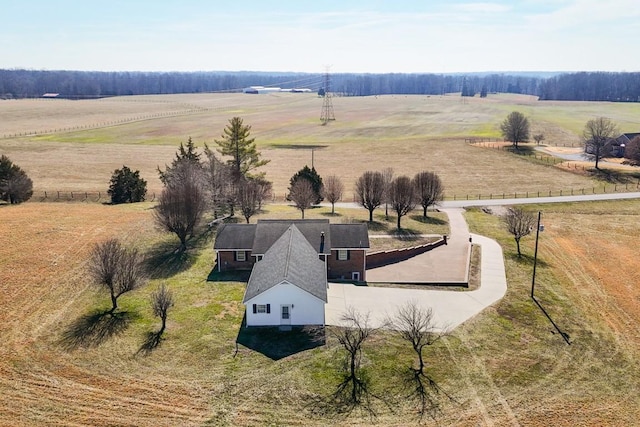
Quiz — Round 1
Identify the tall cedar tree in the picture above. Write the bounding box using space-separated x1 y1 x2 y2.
413 171 444 218
583 117 619 169
500 111 530 149
355 171 385 222
287 165 323 205
108 165 147 204
0 155 33 204
158 137 202 185
215 117 269 179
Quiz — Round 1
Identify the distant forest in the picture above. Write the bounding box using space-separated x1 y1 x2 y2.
1 69 639 102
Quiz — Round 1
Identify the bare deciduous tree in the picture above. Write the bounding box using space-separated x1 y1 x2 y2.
533 133 545 145
355 171 385 222
388 175 416 229
413 171 443 218
391 302 444 376
500 111 530 149
238 179 261 223
289 178 315 219
89 239 145 314
381 167 394 220
324 174 344 214
389 301 452 421
583 117 619 169
504 207 536 257
154 163 207 252
151 283 174 335
332 308 381 414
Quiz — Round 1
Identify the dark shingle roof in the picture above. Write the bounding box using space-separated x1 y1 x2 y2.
329 223 369 249
213 223 257 250
213 219 369 253
252 219 332 255
243 224 328 302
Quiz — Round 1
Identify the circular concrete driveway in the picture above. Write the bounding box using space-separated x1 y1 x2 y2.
325 231 507 332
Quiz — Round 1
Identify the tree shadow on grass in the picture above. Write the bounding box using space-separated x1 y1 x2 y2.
207 266 251 282
143 240 197 279
505 145 536 155
586 167 640 184
399 368 458 422
59 309 138 350
321 211 343 217
136 330 165 356
365 221 391 233
307 369 394 420
387 228 421 241
506 252 549 268
410 214 447 225
235 316 326 360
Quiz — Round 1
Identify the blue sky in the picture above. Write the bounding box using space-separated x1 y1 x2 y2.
2 0 639 73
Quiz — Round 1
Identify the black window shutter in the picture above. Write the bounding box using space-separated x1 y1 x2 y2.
347 250 350 260
266 304 271 314
252 304 257 314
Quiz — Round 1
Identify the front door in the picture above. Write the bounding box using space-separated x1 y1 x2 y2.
280 305 291 325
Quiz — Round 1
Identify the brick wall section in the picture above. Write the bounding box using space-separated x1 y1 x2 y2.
327 250 366 280
217 251 255 271
366 238 446 269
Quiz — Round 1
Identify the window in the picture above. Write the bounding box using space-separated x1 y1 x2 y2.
337 249 349 261
236 251 246 262
253 304 271 314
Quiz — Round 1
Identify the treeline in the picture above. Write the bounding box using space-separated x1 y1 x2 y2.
538 72 640 102
1 69 639 101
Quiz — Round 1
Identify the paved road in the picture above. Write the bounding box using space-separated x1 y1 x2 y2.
441 191 640 208
327 192 640 210
325 233 506 331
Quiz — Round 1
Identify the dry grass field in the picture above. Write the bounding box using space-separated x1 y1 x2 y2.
2 93 640 425
3 92 640 196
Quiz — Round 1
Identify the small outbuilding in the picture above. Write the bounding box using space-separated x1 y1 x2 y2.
243 224 328 327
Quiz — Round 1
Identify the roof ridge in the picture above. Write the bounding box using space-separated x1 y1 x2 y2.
284 225 294 278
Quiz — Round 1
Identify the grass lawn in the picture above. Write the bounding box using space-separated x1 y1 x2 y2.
1 199 639 425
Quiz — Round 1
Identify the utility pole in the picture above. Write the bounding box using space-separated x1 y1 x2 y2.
320 68 335 125
531 211 542 298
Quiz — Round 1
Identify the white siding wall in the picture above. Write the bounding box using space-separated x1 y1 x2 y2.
245 281 325 326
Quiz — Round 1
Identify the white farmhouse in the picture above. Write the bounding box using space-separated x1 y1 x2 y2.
243 224 328 327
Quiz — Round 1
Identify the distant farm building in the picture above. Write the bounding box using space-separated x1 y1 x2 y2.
243 86 312 94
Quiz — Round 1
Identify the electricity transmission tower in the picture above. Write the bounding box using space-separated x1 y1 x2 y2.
320 70 335 125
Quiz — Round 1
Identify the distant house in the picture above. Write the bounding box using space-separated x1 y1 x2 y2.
619 133 640 158
586 132 640 158
214 219 370 282
243 224 327 327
